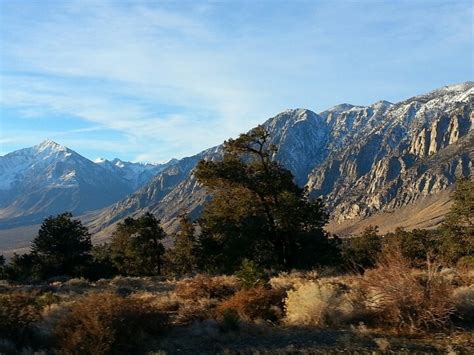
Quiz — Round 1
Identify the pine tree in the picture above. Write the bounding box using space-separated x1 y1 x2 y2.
195 125 338 272
30 212 92 278
110 212 166 276
439 177 474 264
166 214 197 276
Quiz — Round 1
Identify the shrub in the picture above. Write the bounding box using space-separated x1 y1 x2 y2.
175 274 239 301
132 291 180 312
35 292 61 308
235 259 266 289
452 286 474 322
217 286 286 322
283 281 348 327
60 278 91 294
0 291 42 346
269 271 319 290
175 297 217 324
457 255 474 270
342 226 382 271
54 292 165 354
361 250 455 331
38 302 71 340
384 228 439 267
220 308 240 331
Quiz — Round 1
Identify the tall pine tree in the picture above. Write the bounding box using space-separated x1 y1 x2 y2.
195 126 339 272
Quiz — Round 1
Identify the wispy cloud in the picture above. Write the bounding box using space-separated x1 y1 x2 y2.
0 0 472 161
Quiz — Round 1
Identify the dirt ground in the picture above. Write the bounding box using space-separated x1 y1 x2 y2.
153 322 474 354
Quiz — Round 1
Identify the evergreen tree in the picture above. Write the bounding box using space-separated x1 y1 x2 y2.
342 225 382 271
88 244 119 279
444 177 473 235
166 214 197 276
30 212 92 279
4 253 38 282
384 228 438 267
110 212 166 276
194 125 338 272
439 177 474 263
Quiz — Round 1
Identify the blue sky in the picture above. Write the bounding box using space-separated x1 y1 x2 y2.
0 0 472 162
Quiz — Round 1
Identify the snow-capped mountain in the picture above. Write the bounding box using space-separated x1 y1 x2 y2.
1 82 472 238
90 82 473 234
0 141 166 228
95 158 177 190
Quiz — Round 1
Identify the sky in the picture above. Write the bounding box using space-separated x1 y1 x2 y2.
0 0 472 163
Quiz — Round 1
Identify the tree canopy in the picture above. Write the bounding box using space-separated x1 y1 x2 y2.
31 212 92 279
165 214 198 276
194 125 338 272
110 212 166 276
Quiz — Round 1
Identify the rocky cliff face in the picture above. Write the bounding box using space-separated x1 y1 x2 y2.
307 83 473 222
89 82 473 233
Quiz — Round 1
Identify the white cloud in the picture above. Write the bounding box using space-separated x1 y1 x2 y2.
0 0 471 161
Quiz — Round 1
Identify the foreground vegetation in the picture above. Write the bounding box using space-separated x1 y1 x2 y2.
0 127 472 353
0 253 472 354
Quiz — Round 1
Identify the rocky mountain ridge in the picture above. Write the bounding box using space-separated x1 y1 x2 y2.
89 82 473 234
0 82 472 237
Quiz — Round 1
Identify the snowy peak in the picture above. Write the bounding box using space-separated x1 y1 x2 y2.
370 100 393 110
112 159 126 168
401 81 474 108
435 81 474 93
266 109 325 128
0 141 135 226
1 81 472 233
34 139 69 155
95 157 177 190
324 103 359 113
36 139 63 149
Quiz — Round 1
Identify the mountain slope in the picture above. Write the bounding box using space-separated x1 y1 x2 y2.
95 157 177 190
0 141 134 228
89 109 329 232
89 82 473 235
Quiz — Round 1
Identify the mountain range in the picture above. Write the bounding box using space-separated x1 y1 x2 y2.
1 82 472 254
0 142 173 229
89 82 473 235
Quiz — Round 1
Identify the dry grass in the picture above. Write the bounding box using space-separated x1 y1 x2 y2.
0 291 42 345
269 271 319 290
175 297 218 324
175 274 240 301
0 257 471 353
54 292 165 354
283 281 350 327
217 286 286 322
132 291 181 312
361 251 456 331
